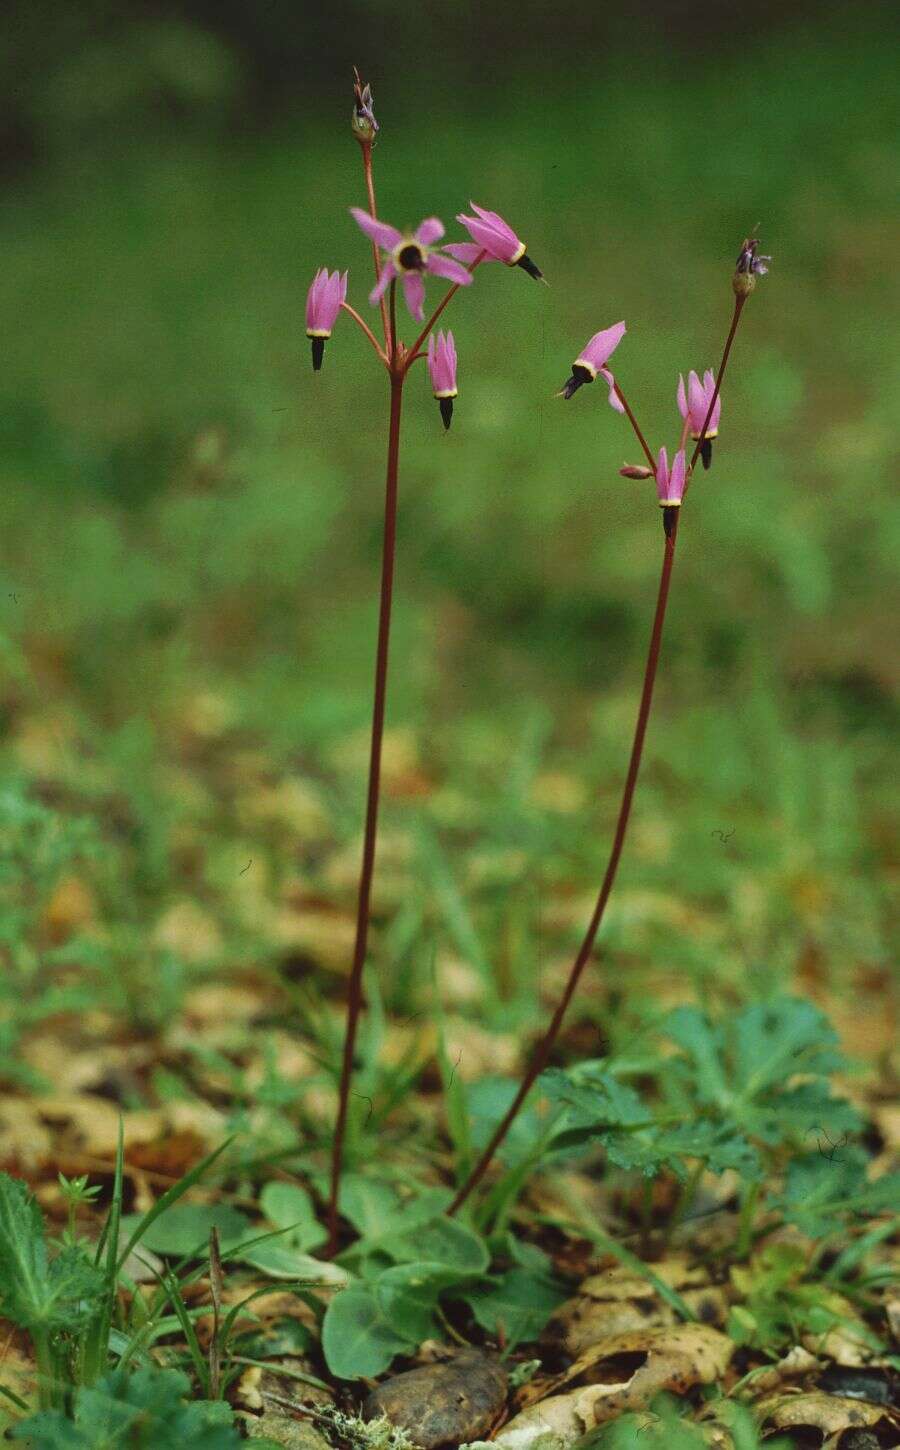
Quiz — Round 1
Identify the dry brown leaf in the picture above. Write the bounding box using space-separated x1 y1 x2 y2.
273 902 356 972
237 778 331 840
33 1096 165 1158
550 1260 723 1355
154 900 223 963
41 875 96 944
567 1322 733 1392
747 1345 820 1393
755 1388 896 1438
184 983 267 1026
504 1323 734 1442
0 1099 54 1169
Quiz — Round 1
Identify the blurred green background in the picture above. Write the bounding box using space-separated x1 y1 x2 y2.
0 0 896 1067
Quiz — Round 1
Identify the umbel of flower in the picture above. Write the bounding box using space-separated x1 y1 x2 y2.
678 369 721 470
351 68 378 141
733 236 771 298
559 322 626 405
427 331 458 430
351 210 472 322
447 203 546 282
306 268 348 371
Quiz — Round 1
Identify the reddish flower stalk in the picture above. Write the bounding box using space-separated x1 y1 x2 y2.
323 71 545 1253
448 276 758 1217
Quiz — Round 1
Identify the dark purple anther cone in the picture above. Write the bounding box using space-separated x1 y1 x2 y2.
311 337 325 371
439 397 454 430
560 364 593 400
516 253 545 282
700 437 713 470
663 506 679 538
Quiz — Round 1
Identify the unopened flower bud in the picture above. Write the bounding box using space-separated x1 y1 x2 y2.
306 268 347 371
619 464 653 479
428 330 458 431
352 67 378 142
733 236 770 297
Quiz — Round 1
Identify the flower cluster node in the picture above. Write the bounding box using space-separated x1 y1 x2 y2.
352 68 378 141
733 236 771 296
351 209 472 321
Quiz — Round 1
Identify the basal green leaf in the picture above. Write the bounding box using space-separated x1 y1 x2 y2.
321 1287 413 1380
124 1203 249 1259
258 1182 326 1252
463 1267 567 1349
381 1216 489 1273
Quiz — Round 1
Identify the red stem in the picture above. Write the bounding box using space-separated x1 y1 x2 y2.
612 380 656 472
327 370 404 1252
447 288 751 1216
360 139 390 347
688 295 744 473
448 517 679 1214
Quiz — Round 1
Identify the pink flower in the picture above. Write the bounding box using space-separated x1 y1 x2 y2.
427 330 458 430
559 322 626 408
350 209 472 322
306 268 348 370
677 369 721 468
447 202 544 282
655 446 687 507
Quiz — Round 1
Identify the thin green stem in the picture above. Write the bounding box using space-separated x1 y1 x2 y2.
735 1179 761 1259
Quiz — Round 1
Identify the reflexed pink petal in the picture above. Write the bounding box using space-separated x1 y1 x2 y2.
670 449 687 500
456 213 519 262
599 368 625 414
677 374 688 419
426 253 473 287
402 271 425 320
428 330 458 394
443 242 491 265
688 370 706 424
577 322 626 373
350 206 402 250
469 202 515 237
339 271 349 304
416 217 445 245
369 260 397 306
655 446 669 503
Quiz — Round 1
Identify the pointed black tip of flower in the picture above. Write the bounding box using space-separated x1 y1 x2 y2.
663 505 679 539
559 364 592 400
439 397 454 430
516 253 545 283
311 338 325 372
700 437 713 470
